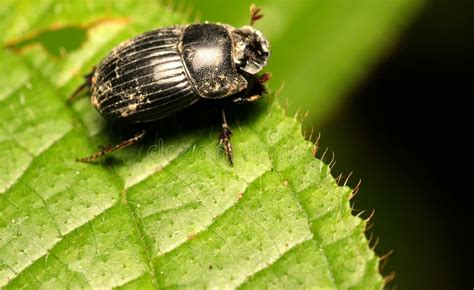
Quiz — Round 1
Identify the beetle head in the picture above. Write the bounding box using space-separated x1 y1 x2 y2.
232 26 270 75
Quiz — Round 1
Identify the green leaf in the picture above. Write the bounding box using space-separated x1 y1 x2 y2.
0 1 383 289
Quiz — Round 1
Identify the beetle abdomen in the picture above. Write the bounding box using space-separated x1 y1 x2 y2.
91 26 199 122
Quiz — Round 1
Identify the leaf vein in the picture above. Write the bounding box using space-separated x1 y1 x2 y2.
4 202 118 286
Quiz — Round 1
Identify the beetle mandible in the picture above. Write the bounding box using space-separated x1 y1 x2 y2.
70 5 270 165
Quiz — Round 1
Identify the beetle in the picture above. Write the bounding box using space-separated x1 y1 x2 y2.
70 5 270 165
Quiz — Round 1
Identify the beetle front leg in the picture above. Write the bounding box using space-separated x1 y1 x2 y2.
77 129 146 163
233 72 271 103
250 4 264 26
258 72 272 84
218 110 234 165
233 94 262 104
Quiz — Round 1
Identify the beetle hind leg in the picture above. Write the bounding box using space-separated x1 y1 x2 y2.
68 67 96 102
77 129 146 163
218 110 234 165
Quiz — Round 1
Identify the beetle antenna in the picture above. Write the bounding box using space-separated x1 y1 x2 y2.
250 4 263 26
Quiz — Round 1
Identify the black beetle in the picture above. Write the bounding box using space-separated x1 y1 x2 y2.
70 5 270 165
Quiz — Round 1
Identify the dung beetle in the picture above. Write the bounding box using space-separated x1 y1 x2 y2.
70 5 270 165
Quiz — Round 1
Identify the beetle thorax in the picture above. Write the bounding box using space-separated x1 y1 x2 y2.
232 26 270 75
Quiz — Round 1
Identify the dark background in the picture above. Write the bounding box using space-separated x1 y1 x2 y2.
318 0 473 289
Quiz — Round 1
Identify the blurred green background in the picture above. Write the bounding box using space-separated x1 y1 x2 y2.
178 0 472 289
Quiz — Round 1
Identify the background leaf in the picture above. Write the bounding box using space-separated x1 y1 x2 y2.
1 0 383 289
177 0 425 124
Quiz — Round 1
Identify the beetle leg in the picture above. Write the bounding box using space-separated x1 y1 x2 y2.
68 67 95 102
233 94 262 103
233 72 271 103
250 4 264 26
77 129 146 163
67 82 88 102
258 72 272 84
218 110 234 165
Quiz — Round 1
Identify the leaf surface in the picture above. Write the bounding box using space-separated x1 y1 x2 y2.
0 1 383 289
